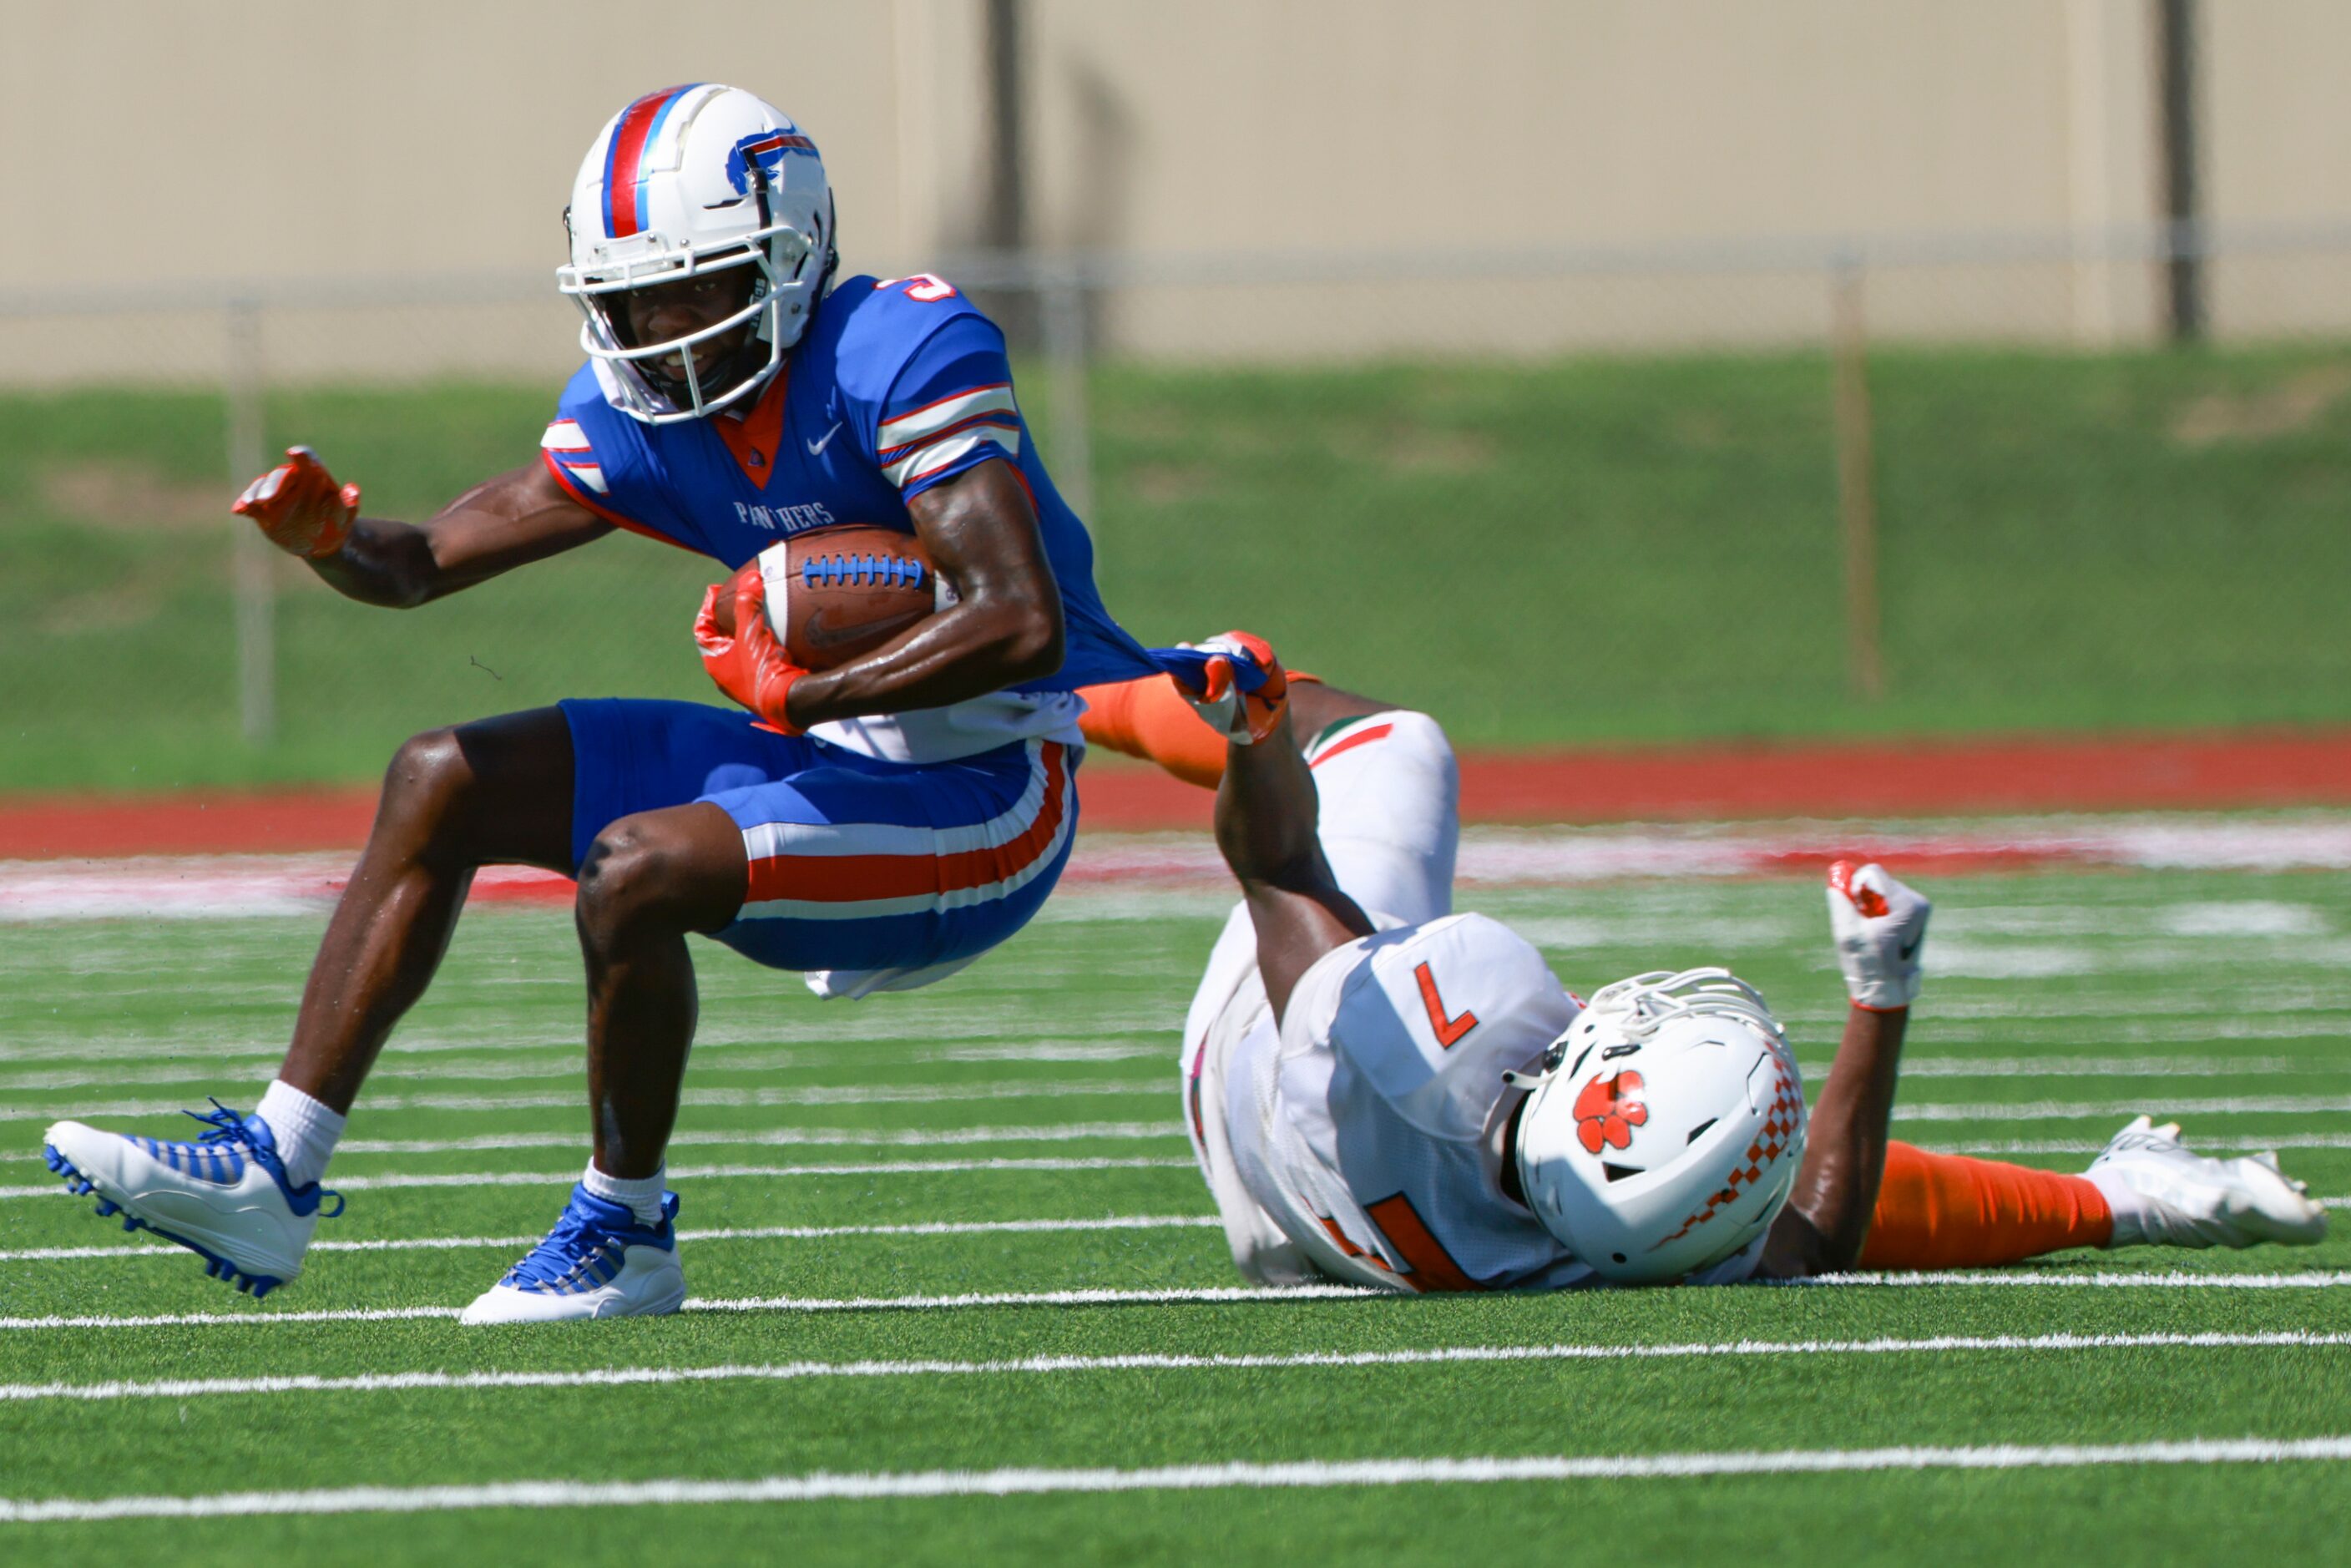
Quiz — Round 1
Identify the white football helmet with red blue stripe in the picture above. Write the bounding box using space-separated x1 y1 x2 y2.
1509 969 1806 1283
559 83 836 423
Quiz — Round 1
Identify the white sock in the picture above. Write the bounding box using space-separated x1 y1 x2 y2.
581 1160 669 1228
255 1079 346 1190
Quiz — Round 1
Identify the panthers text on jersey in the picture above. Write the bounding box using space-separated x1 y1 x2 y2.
539 272 1161 761
1221 912 1776 1292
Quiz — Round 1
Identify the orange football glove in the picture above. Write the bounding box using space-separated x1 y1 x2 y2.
1170 630 1288 745
231 446 361 560
695 561 808 734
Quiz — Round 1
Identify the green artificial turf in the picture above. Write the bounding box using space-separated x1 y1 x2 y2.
0 865 2347 1561
7 341 2351 790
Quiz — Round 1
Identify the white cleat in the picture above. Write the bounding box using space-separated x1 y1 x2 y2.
2085 1115 2328 1250
460 1184 687 1325
40 1105 341 1297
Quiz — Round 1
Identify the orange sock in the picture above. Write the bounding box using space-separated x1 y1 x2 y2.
1076 670 1322 790
1858 1141 2114 1270
1077 676 1231 788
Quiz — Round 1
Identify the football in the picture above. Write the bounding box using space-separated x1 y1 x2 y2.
712 525 947 670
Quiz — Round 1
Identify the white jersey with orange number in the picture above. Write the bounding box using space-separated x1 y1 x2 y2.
1181 709 1769 1292
1224 912 1590 1292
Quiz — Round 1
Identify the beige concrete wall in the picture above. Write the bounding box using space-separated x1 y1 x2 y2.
1024 0 2171 355
2202 0 2351 337
0 0 2343 380
0 2 918 286
0 0 939 382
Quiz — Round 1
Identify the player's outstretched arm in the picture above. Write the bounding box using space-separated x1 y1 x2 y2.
235 448 612 609
1756 1003 1909 1277
778 460 1065 728
1755 862 1930 1279
1189 636 1374 1018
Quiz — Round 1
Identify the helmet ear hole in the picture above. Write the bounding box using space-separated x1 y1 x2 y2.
1601 1162 1643 1184
1685 1118 1718 1144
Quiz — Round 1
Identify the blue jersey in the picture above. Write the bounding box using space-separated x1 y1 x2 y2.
540 272 1160 705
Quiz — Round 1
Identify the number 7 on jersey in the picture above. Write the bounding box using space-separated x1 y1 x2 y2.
1413 962 1479 1048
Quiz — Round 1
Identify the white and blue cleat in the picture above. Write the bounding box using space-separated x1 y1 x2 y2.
461 1184 687 1325
40 1103 342 1297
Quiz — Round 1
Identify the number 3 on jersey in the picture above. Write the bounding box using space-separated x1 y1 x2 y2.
1413 962 1479 1048
875 273 958 303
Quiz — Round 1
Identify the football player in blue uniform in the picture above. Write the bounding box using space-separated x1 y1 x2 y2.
40 83 1203 1323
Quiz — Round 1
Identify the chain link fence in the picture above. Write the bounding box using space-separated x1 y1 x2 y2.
5 225 2351 792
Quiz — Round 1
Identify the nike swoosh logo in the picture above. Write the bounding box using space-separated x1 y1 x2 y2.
801 605 928 652
806 421 844 457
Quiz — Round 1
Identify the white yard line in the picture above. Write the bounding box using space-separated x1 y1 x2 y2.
1783 992 2351 1025
1803 1270 2351 1288
8 1436 2351 1520
0 1015 1171 1065
331 1120 1181 1157
1893 1095 2351 1123
8 1050 2329 1100
0 1039 1170 1092
1843 1019 2351 1045
0 1054 787 1094
4 1272 2347 1333
918 1041 1167 1063
0 1121 1188 1166
0 1214 1223 1263
0 1080 1166 1122
0 1155 1196 1201
1914 1131 2351 1156
2 998 2339 1069
16 1185 2345 1263
1797 1055 2324 1080
0 1285 1377 1332
3 1330 2342 1406
12 1087 2341 1137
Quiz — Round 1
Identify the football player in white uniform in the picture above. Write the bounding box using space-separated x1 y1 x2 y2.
1096 639 2328 1290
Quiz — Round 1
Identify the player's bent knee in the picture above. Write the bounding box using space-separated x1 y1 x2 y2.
576 807 745 943
378 727 478 836
575 819 672 934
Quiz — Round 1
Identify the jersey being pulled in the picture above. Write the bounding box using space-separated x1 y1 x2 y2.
541 272 1160 761
1226 913 1594 1292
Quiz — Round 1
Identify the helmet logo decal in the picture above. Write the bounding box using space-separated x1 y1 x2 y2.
728 129 819 195
604 84 703 240
1572 1070 1648 1154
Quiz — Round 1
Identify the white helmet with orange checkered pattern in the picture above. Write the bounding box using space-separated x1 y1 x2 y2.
1508 969 1806 1283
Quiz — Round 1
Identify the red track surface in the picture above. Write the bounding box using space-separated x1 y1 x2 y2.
4 726 2348 861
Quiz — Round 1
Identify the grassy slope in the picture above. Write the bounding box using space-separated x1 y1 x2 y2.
5 343 2351 790
0 868 2347 1561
